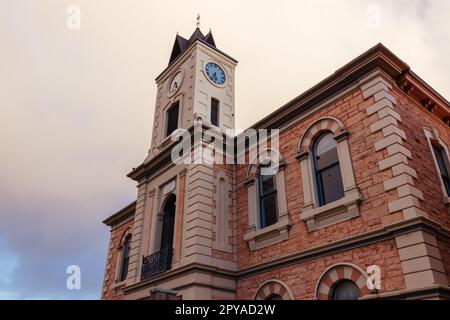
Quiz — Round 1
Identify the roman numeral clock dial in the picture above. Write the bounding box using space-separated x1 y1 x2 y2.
205 62 226 85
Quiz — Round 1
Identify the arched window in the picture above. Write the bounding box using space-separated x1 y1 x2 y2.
160 194 176 251
298 118 362 232
424 128 450 204
258 161 278 229
119 234 132 282
244 151 292 251
254 280 294 300
313 132 345 206
331 280 361 300
316 264 369 300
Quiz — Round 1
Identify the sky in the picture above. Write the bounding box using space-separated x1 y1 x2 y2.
0 0 449 299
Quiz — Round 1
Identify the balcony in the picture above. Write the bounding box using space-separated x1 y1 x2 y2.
141 247 173 280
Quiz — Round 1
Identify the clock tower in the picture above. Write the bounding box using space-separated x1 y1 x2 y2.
148 27 238 158
120 27 239 300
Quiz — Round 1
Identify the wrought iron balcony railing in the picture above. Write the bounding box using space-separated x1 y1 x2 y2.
141 247 173 280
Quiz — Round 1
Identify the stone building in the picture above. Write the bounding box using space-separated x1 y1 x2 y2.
101 27 450 300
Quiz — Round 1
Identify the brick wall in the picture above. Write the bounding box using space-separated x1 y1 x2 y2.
236 88 403 270
236 240 405 299
393 88 450 229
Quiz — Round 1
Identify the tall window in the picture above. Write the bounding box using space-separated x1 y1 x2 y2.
258 162 278 228
313 132 345 206
119 234 132 282
432 144 450 197
211 98 219 127
166 101 179 137
160 194 176 251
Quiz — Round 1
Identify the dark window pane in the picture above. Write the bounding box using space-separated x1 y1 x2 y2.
120 235 132 281
161 195 176 250
316 147 340 170
433 145 450 196
332 280 361 300
259 170 278 229
313 132 345 206
315 133 337 157
211 98 219 126
261 193 277 228
166 102 179 136
443 176 450 197
319 164 345 204
261 174 276 195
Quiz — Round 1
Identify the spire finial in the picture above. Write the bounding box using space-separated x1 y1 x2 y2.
196 14 201 27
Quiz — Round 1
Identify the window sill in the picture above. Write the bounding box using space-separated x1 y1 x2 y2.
110 280 128 290
157 135 176 151
300 187 362 232
244 214 292 251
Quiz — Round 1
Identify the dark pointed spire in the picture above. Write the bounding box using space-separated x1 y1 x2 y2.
204 30 216 47
187 27 206 46
167 27 218 65
169 34 189 65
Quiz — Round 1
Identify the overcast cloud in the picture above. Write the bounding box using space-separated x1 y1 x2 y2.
0 0 448 299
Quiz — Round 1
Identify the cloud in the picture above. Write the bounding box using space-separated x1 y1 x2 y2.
0 0 448 299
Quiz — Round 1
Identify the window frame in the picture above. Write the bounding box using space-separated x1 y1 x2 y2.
432 144 450 197
297 117 362 232
119 234 132 282
258 170 278 229
312 132 345 207
243 151 292 251
166 101 180 137
424 128 450 205
211 97 220 127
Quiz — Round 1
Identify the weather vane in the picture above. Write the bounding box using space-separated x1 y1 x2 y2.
196 14 201 27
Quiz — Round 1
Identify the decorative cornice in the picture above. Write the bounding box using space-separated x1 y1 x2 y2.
102 201 136 227
243 43 409 132
397 71 449 127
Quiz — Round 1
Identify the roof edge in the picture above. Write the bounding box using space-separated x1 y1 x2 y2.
102 201 136 227
247 43 410 130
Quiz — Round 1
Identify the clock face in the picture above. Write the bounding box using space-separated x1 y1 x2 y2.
205 62 226 85
169 71 183 95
